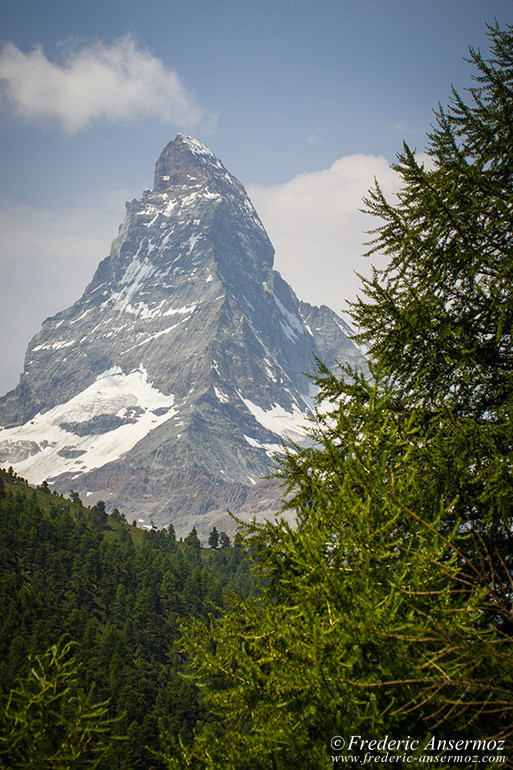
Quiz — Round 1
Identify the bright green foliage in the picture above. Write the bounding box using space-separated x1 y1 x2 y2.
0 640 119 769
166 22 513 769
169 369 512 768
351 20 513 621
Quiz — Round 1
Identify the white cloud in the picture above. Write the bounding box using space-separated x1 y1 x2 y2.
0 36 209 133
0 193 125 394
248 154 402 318
387 121 407 133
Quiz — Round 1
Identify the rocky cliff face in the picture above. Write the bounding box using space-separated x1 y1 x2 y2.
0 135 365 539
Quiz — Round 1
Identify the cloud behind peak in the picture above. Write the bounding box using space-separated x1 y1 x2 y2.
0 36 210 133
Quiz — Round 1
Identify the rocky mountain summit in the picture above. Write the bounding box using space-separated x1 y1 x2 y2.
0 135 365 539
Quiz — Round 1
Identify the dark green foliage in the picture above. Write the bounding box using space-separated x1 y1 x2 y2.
184 527 201 549
0 468 258 769
207 527 219 549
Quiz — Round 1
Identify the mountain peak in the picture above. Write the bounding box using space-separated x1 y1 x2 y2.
175 133 219 158
0 136 366 539
153 134 240 195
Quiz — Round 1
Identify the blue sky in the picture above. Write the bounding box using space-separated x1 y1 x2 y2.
1 0 511 393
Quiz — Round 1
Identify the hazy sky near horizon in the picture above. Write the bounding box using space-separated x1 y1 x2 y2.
0 0 511 394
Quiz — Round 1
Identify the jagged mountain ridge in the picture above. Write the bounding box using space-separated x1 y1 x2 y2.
0 135 365 538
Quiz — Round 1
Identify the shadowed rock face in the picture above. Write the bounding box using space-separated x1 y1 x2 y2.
0 134 365 540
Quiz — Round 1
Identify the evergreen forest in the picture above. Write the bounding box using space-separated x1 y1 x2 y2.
0 469 258 768
2 19 513 770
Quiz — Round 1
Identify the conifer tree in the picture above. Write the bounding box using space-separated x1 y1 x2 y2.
353 22 513 526
166 22 513 769
353 21 513 420
170 368 512 768
208 527 220 550
351 19 513 611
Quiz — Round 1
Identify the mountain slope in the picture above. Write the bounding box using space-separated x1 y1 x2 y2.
0 135 365 538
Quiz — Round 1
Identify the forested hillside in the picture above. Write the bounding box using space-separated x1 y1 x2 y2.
0 467 258 769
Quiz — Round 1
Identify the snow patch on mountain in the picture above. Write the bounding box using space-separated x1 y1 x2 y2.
179 134 220 161
32 339 76 352
0 367 176 484
274 295 307 342
162 302 199 316
243 434 285 458
239 395 310 443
